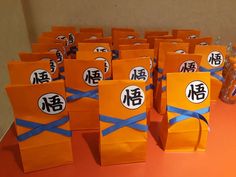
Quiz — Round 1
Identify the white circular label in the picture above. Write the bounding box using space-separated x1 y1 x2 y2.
175 49 186 54
95 57 109 73
30 69 52 84
179 60 198 72
42 58 57 74
94 46 108 52
150 58 153 69
207 51 224 67
83 67 103 86
127 35 135 39
68 33 75 44
38 93 66 114
121 85 145 109
129 66 148 81
188 35 197 39
49 49 64 64
199 42 208 46
185 80 208 103
231 87 236 96
56 35 69 46
90 36 97 39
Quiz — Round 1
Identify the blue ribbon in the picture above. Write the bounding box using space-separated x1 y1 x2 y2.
16 116 71 141
157 75 167 92
52 77 61 81
167 105 209 126
162 86 166 92
199 66 224 82
154 58 157 64
150 72 153 78
146 84 154 90
60 74 65 80
105 76 112 80
59 66 65 73
66 87 98 102
67 46 78 55
100 112 148 136
157 67 163 73
156 68 165 90
158 75 166 82
112 50 119 59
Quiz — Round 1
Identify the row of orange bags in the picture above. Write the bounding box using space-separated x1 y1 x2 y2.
5 26 230 172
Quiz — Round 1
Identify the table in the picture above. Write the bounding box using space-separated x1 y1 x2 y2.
1 101 236 177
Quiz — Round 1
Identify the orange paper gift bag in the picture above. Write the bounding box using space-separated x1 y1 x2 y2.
112 57 153 111
195 45 226 101
8 60 53 85
77 43 111 52
118 43 150 50
82 37 112 47
119 49 155 74
99 80 147 165
112 31 140 49
160 72 210 152
157 42 190 85
147 35 176 49
5 80 73 172
41 31 73 47
154 53 202 114
78 32 103 42
41 31 78 57
64 60 104 130
31 43 65 73
173 29 201 39
117 38 147 45
76 51 112 79
153 38 183 58
19 52 59 80
185 37 213 53
37 36 67 46
144 31 169 38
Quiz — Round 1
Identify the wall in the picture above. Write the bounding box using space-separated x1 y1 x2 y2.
0 0 31 140
22 0 236 44
1 0 236 140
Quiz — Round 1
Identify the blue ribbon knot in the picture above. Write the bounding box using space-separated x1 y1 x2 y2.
112 50 119 59
66 87 98 102
150 72 153 78
199 66 224 82
59 66 65 73
16 116 71 141
156 67 166 91
146 84 154 90
67 46 78 55
100 112 148 136
167 105 209 126
157 67 163 73
156 75 167 92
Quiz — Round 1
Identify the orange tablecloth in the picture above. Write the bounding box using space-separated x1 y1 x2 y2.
0 101 236 177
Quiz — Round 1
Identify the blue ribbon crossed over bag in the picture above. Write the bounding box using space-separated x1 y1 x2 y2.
66 87 98 102
16 116 71 141
167 105 210 126
100 112 148 136
199 66 224 82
